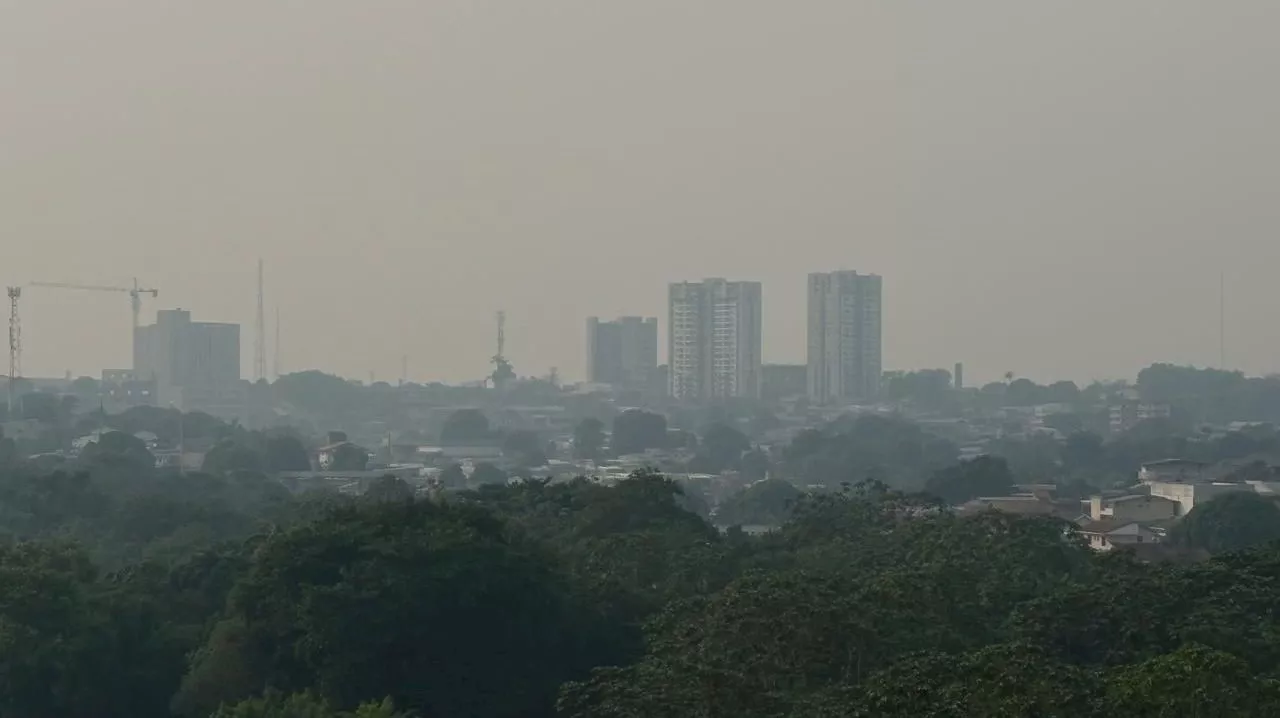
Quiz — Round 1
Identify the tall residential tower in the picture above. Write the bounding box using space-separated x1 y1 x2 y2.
807 271 882 403
586 316 658 390
669 278 762 401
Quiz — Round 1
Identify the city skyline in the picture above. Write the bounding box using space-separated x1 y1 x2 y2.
4 262 1259 391
6 2 1280 385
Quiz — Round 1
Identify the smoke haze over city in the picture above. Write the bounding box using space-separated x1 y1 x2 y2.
5 1 1280 384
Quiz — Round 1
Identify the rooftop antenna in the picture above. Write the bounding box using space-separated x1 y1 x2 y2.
7 287 20 418
254 259 267 382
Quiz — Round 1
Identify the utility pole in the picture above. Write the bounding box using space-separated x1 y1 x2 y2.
6 287 20 418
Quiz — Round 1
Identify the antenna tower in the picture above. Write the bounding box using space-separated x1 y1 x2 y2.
7 288 20 417
254 260 267 382
489 310 515 390
496 310 506 360
273 306 281 380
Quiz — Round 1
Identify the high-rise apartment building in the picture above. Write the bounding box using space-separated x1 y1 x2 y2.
135 309 243 416
586 316 658 390
807 271 882 403
668 279 763 401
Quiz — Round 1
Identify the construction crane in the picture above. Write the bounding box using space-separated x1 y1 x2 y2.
29 278 159 335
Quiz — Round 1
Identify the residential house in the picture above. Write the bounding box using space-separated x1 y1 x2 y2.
1076 518 1162 552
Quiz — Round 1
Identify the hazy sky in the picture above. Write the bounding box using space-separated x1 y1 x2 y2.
4 2 1279 386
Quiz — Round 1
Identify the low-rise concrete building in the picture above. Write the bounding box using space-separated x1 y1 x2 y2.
1146 480 1252 517
958 494 1079 519
1138 458 1209 484
1087 494 1180 523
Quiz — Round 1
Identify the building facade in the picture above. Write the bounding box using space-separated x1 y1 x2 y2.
586 316 658 390
135 309 242 416
668 279 763 401
807 271 882 403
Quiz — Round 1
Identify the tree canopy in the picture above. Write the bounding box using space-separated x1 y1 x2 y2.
1168 492 1280 554
439 409 491 444
0 424 1278 718
611 410 668 456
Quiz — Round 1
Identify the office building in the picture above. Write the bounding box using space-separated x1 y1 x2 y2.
669 278 763 401
807 271 882 403
135 309 243 416
586 316 658 390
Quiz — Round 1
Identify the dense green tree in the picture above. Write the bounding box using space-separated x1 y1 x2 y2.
1168 492 1280 554
502 430 546 466
177 501 600 718
0 542 108 718
923 455 1016 505
1041 411 1084 435
611 410 668 456
203 440 266 476
107 406 232 445
79 430 155 472
70 376 100 400
468 462 508 487
440 409 491 444
274 371 363 419
740 448 771 481
692 423 751 473
362 476 414 503
716 478 802 526
438 463 466 489
329 444 369 472
264 435 312 472
1062 431 1107 472
784 415 958 490
18 391 59 423
1046 380 1082 404
848 643 1103 718
210 691 409 718
1103 644 1280 715
1005 378 1045 406
0 429 18 468
883 369 955 409
572 418 606 460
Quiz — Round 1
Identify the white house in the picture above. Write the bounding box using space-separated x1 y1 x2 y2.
1076 518 1162 552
